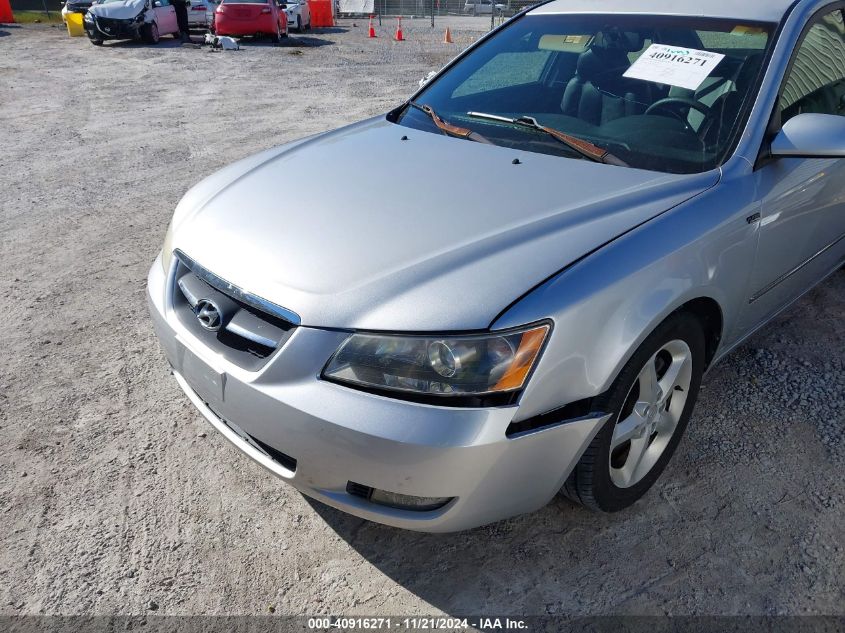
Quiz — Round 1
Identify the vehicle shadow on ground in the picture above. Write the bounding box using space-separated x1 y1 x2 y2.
307 26 347 34
93 31 333 48
235 35 334 47
305 494 612 614
101 37 194 49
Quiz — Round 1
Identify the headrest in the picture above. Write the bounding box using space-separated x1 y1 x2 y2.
576 47 632 83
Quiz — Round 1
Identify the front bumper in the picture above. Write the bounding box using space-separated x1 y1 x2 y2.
85 16 142 40
147 255 606 532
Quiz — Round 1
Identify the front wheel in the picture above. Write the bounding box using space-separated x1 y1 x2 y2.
295 16 302 31
90 37 104 45
142 21 160 43
562 312 705 512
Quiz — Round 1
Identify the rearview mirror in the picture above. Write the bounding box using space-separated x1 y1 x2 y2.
770 113 845 159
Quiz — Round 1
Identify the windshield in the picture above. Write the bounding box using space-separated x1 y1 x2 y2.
398 14 774 173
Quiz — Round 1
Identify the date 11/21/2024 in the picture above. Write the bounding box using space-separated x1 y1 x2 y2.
306 617 529 630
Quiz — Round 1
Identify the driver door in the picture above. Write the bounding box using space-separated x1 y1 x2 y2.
742 8 845 331
153 0 178 33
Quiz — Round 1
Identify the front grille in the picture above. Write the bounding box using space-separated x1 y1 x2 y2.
172 250 298 370
93 16 134 34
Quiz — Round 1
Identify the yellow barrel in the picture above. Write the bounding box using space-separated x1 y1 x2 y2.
66 12 85 37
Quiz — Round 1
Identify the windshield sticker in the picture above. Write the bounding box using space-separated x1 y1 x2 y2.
623 44 726 91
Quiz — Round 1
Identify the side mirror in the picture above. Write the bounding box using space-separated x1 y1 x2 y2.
770 113 845 159
152 1 161 6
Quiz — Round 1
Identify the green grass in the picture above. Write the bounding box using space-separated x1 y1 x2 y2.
8 10 65 24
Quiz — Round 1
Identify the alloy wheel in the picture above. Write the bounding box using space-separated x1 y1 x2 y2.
609 339 693 488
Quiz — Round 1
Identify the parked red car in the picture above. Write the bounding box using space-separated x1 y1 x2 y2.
213 0 288 41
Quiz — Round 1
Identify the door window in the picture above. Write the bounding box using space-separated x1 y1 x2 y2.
780 9 845 123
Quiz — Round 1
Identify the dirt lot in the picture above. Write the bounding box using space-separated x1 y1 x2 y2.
1 19 844 618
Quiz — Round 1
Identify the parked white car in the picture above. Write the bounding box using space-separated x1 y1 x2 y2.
83 0 181 44
281 0 309 31
464 0 504 14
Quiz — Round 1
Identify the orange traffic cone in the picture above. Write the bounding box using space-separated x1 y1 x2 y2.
443 26 453 43
0 0 14 23
395 16 404 41
368 15 376 38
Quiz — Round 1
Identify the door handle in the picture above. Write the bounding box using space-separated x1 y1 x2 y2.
746 212 761 224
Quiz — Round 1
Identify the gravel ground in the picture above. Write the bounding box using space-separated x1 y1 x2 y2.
1 19 844 618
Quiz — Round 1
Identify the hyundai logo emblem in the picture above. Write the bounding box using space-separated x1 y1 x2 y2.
195 298 222 331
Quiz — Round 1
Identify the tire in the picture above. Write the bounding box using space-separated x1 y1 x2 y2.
562 311 705 512
90 38 104 45
142 21 160 44
281 20 288 37
295 15 301 32
271 21 281 42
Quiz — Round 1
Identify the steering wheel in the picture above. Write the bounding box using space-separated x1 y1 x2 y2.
645 97 712 131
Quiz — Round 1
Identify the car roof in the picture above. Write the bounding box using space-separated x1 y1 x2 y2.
529 0 801 24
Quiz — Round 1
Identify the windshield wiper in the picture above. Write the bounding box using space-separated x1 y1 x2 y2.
408 102 493 144
466 111 628 167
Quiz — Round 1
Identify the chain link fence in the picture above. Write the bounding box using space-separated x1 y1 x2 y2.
342 0 537 19
9 0 63 21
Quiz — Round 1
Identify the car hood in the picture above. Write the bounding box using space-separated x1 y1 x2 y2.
89 0 145 19
171 117 720 331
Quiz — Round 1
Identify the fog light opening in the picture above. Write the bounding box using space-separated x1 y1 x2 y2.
346 482 452 512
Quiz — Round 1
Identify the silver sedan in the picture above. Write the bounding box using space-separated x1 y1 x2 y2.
148 0 845 531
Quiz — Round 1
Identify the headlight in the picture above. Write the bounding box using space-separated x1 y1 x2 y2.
322 323 550 400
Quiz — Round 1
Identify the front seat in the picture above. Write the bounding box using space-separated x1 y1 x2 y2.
561 32 652 127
